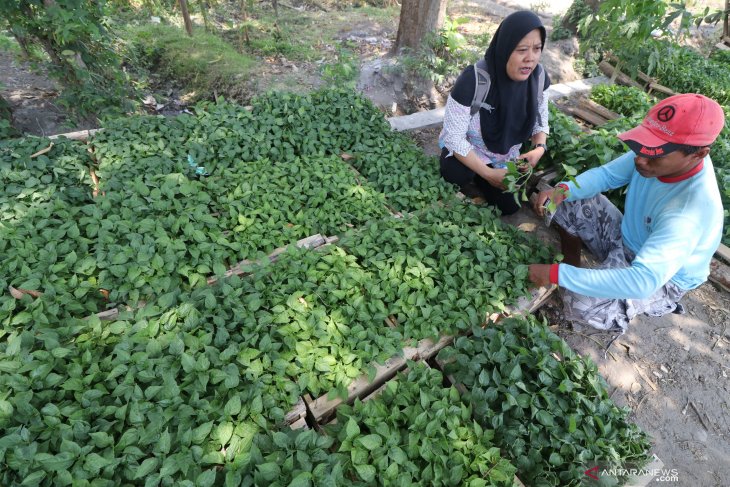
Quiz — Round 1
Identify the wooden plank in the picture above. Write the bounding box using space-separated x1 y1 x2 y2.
359 362 429 404
709 259 730 294
563 106 609 127
284 397 307 425
580 99 620 121
95 308 120 321
715 243 730 264
88 301 146 321
716 41 730 51
207 233 328 285
536 170 558 192
48 128 102 141
289 417 308 430
402 334 455 362
598 61 644 90
305 353 411 424
647 82 676 96
526 168 555 194
507 285 556 316
636 71 654 89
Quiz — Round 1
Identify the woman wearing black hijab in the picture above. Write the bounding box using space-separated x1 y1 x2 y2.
439 10 551 215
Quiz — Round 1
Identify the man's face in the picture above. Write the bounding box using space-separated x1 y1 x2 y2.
633 148 709 179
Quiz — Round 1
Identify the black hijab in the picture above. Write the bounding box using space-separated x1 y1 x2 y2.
481 10 548 154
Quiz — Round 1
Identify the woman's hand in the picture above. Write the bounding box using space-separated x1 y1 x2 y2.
518 147 545 169
482 167 508 190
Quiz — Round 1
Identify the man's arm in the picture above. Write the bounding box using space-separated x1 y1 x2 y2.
555 214 702 299
562 151 636 201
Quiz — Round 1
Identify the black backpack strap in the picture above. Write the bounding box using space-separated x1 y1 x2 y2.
470 58 492 116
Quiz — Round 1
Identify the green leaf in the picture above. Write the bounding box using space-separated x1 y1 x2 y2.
354 464 376 482
224 395 242 416
535 410 555 427
42 452 75 472
508 363 522 381
257 462 280 481
272 431 289 448
549 452 564 466
0 400 14 418
21 471 46 486
134 458 159 479
356 434 382 451
217 422 234 446
89 431 113 448
288 471 313 487
196 468 217 487
180 353 196 373
345 417 360 439
83 452 110 473
159 428 171 455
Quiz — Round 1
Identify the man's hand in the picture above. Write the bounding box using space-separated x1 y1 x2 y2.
528 264 552 287
533 187 568 217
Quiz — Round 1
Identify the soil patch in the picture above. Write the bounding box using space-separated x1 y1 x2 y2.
0 50 93 136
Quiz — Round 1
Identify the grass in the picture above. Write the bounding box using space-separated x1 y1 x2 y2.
229 3 398 62
118 2 400 101
125 24 256 100
0 31 21 55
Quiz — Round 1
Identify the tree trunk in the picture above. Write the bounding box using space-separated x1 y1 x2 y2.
200 0 211 32
0 94 12 122
392 0 448 54
239 0 250 48
561 0 603 35
8 25 33 60
179 0 194 36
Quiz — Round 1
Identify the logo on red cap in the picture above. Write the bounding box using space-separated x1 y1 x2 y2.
656 105 675 122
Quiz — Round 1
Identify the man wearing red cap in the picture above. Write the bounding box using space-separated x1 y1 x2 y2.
528 93 725 332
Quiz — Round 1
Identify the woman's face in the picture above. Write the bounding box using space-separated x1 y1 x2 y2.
505 28 543 81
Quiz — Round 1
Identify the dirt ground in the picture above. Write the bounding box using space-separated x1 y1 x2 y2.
414 124 730 486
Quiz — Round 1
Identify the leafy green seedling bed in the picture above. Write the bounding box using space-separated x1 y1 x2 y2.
438 315 652 487
0 137 95 218
323 362 518 486
191 364 516 486
0 199 558 485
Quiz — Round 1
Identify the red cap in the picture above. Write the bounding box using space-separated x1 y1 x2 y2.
618 93 725 158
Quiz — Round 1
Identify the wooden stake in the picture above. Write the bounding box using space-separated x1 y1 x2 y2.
30 142 53 158
179 0 193 36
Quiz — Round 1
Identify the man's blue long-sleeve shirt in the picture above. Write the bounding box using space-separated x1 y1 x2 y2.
558 151 723 299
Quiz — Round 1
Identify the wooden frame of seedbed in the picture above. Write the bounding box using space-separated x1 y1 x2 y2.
298 284 555 428
86 232 337 322
717 0 729 51
598 59 677 98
